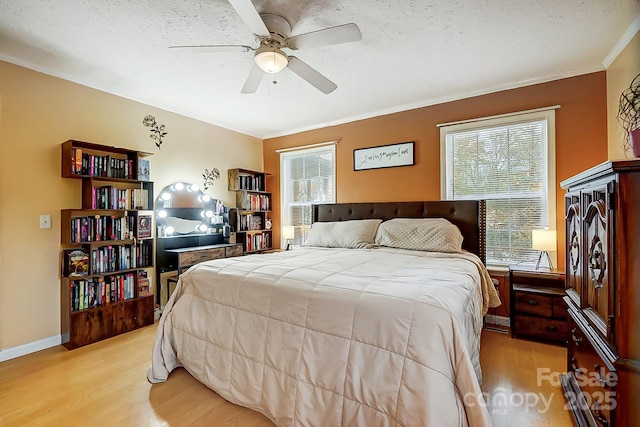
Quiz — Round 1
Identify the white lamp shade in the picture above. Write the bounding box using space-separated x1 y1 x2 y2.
255 46 288 73
282 225 295 239
532 229 557 251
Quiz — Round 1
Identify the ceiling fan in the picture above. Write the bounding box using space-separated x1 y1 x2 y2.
169 0 362 94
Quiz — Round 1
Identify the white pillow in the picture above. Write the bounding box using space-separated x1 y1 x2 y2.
303 219 382 249
374 218 463 253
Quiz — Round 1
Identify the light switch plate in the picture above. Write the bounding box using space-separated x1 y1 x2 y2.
39 214 52 229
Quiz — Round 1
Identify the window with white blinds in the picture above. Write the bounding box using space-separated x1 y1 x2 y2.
280 144 336 246
440 109 556 265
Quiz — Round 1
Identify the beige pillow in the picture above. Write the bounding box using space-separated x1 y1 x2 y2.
374 218 463 252
303 219 382 249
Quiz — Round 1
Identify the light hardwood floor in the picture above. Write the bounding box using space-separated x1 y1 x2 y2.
0 324 573 426
479 330 573 426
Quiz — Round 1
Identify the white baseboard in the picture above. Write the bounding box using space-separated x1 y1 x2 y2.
0 335 61 362
485 314 510 327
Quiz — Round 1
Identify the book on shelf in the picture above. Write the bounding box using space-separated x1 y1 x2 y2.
69 273 138 311
79 281 85 309
90 244 138 274
138 271 151 297
243 231 271 253
237 192 270 211
73 148 83 175
63 249 89 277
71 148 135 179
90 186 149 210
69 214 133 243
239 174 263 191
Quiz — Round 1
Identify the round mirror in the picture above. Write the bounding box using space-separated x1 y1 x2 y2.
155 182 225 236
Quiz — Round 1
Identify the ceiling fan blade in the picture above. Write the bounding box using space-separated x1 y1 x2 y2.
228 0 270 37
287 56 337 94
288 23 362 50
241 63 265 94
169 44 253 53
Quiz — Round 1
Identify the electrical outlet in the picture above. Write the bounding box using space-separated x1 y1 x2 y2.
39 214 52 229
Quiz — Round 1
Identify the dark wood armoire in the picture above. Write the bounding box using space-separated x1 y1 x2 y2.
560 160 640 427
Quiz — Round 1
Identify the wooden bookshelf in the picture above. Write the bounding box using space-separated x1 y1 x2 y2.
60 140 154 350
227 168 267 192
61 139 152 180
227 168 272 254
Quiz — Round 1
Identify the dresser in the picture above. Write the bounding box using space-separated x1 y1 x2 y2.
166 243 243 274
156 231 244 304
510 266 567 345
160 242 243 303
559 160 640 427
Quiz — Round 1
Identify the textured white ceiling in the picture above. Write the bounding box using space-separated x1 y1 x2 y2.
1 1 639 138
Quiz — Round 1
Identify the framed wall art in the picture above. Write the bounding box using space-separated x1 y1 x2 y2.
353 141 414 171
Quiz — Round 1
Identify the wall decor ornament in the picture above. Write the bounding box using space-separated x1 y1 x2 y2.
353 141 415 171
143 115 167 150
203 168 221 190
617 72 640 157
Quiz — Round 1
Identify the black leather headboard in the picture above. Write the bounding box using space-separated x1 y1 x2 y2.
312 200 486 264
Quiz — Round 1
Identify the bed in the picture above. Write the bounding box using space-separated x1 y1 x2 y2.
148 200 501 426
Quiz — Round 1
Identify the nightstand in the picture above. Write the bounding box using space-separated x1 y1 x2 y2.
509 265 567 346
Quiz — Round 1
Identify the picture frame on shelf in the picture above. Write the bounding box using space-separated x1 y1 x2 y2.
63 249 89 277
138 158 150 181
137 214 153 239
250 215 262 230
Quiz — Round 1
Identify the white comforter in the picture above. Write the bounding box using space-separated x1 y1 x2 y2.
148 247 500 426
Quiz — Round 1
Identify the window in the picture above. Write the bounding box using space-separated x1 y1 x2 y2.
280 144 336 246
440 109 556 266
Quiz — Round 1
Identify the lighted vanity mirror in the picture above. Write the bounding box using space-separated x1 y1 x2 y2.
155 182 225 236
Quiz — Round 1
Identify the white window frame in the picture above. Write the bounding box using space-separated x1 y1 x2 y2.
280 143 336 247
439 108 557 267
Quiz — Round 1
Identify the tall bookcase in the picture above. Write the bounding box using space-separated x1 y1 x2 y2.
228 168 272 253
60 140 155 349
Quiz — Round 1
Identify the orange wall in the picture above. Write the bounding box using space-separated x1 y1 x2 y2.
264 72 609 270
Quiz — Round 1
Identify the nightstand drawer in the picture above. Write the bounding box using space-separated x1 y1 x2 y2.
514 292 553 317
510 266 567 346
514 314 568 342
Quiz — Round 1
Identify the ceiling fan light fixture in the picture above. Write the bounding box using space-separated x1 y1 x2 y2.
254 46 288 73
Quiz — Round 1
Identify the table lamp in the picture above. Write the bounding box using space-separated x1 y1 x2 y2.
282 225 295 250
532 228 556 270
